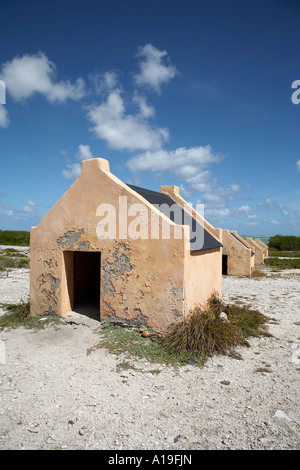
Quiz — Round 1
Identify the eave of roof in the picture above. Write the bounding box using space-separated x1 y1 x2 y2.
127 184 222 252
230 232 255 256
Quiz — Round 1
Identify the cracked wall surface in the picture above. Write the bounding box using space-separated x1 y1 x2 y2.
30 158 192 333
221 230 254 276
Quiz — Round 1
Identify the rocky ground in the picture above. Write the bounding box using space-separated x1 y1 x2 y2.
0 248 299 450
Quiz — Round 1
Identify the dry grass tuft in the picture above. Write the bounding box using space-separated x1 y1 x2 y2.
161 293 270 358
161 294 249 357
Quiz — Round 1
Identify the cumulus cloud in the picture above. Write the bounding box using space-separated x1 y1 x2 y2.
87 89 169 151
5 209 14 217
0 104 9 128
126 145 221 174
62 144 96 179
62 163 81 180
258 198 273 209
127 145 247 221
90 70 119 95
1 52 85 103
258 198 295 219
235 205 258 220
25 199 40 207
21 199 40 213
270 219 280 225
75 144 94 161
127 145 243 219
134 44 178 93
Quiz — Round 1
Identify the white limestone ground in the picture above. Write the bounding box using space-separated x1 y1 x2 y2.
0 257 299 450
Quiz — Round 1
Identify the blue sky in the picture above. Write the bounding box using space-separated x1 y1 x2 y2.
0 0 299 236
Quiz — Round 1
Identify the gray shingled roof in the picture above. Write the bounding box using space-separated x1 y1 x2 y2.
230 232 255 257
127 184 222 252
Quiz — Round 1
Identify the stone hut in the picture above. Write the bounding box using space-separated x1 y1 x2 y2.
245 237 265 265
254 238 269 257
220 230 255 276
30 158 223 333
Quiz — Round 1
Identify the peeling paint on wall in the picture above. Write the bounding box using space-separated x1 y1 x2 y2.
47 273 60 290
57 229 84 249
37 272 61 316
78 241 90 250
102 311 150 329
171 287 185 301
102 243 133 298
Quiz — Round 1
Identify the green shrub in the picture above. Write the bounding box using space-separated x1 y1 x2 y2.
268 235 300 251
0 230 30 246
264 257 300 269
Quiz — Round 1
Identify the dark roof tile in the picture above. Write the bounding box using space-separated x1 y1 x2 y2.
127 184 222 252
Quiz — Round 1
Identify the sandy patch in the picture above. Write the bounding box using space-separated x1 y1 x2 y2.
0 265 299 450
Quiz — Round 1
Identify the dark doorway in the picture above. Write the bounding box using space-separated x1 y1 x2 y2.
73 251 101 319
222 254 228 275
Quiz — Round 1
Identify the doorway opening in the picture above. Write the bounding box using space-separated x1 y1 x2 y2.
65 251 101 320
222 254 228 275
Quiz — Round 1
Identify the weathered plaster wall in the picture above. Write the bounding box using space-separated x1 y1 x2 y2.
30 158 189 333
184 248 222 311
254 238 269 257
221 230 252 276
160 185 222 306
246 237 264 265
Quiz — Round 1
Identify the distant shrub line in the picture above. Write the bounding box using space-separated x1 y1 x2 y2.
0 230 30 246
268 235 300 251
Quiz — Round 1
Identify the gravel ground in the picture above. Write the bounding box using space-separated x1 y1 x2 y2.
0 254 299 450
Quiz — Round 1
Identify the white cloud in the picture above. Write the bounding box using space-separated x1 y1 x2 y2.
62 163 81 180
134 44 178 93
75 144 94 161
132 92 155 119
258 198 273 209
1 52 85 103
258 198 295 219
297 160 300 171
278 203 289 216
0 104 9 128
90 71 119 94
205 207 230 219
21 198 40 213
26 198 40 207
21 205 34 213
5 210 14 217
228 183 240 192
127 145 244 220
87 89 169 151
62 144 95 179
235 205 258 219
127 145 221 173
270 219 280 225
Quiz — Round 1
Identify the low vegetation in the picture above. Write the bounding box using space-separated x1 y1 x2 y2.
264 257 300 270
268 235 300 251
0 230 30 246
161 294 270 357
0 295 271 369
0 301 61 330
0 247 29 271
251 268 265 277
268 251 300 258
89 323 206 369
92 294 271 369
